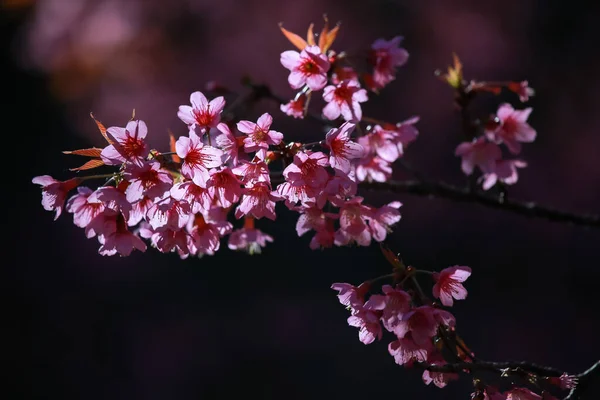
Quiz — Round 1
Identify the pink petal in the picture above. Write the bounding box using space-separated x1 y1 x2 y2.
190 91 208 108
280 50 300 70
237 120 257 134
256 113 273 130
208 96 226 114
306 74 327 91
177 105 196 125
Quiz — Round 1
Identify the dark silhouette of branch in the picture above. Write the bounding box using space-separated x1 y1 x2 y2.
360 180 600 228
414 360 563 376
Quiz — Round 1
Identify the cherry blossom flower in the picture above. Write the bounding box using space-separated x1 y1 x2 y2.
176 130 224 187
388 333 430 366
318 169 358 208
481 159 527 190
127 196 154 226
227 217 273 254
66 186 105 228
486 103 537 154
100 120 149 167
138 223 190 256
322 79 368 122
237 113 284 160
432 266 472 307
215 122 242 166
98 214 147 257
335 196 373 246
146 196 191 231
235 182 278 220
280 94 306 119
232 160 271 185
208 168 243 208
355 153 393 183
170 181 213 214
364 285 411 333
368 201 402 242
508 81 535 102
89 186 133 221
123 161 173 203
364 125 402 163
331 66 359 85
422 353 460 388
280 45 330 91
178 91 225 133
455 137 502 175
325 122 365 173
348 309 383 345
331 282 370 309
395 306 439 346
187 209 232 256
32 175 81 220
309 223 336 250
368 36 409 90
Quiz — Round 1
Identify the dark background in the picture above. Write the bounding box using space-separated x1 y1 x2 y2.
4 0 600 399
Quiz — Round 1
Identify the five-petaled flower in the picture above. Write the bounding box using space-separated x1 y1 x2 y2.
432 266 472 307
280 45 330 91
178 91 226 133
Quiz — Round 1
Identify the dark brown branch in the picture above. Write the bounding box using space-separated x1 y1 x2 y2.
361 180 600 228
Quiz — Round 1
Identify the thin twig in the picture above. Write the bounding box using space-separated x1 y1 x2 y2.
564 360 600 400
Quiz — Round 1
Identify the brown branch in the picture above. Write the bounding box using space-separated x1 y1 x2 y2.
414 360 563 376
360 180 600 228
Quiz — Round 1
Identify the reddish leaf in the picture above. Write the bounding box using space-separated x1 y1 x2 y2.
380 243 404 271
90 112 113 144
322 22 340 52
279 23 307 51
70 159 105 171
306 23 315 46
62 147 103 157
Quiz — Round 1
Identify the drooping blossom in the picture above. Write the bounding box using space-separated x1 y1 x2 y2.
354 152 393 183
90 185 133 221
32 176 81 220
227 217 273 254
66 186 105 228
280 45 330 91
322 79 368 122
100 120 149 167
481 159 527 190
123 161 173 203
331 282 370 309
178 91 225 133
348 309 383 345
170 181 213 214
176 131 224 187
368 36 409 90
335 196 373 246
455 137 502 175
388 333 430 366
331 66 359 85
318 169 358 208
486 103 536 154
394 306 439 346
422 353 460 388
325 122 365 173
237 113 284 160
146 196 191 231
364 285 411 333
432 266 472 307
232 160 271 185
187 208 232 256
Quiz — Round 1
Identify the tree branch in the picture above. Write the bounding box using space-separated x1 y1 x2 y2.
564 360 600 400
360 180 600 228
414 360 563 376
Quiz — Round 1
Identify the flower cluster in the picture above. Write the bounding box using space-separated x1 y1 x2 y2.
332 264 471 388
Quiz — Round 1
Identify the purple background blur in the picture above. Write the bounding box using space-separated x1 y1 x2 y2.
5 0 600 399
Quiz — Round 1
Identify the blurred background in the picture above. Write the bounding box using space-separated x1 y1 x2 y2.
4 0 600 398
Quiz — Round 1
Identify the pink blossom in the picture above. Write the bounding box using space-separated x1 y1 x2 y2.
369 36 409 90
331 282 370 309
235 182 278 220
455 137 502 175
284 151 330 187
139 223 190 256
486 103 537 154
232 160 271 185
394 116 420 148
309 225 336 250
178 91 225 133
123 161 173 203
237 113 283 160
176 131 223 187
325 122 365 173
395 306 439 346
365 285 411 333
170 181 213 214
319 169 358 208
334 197 373 246
368 201 402 242
228 218 273 254
89 186 133 221
127 196 154 226
98 214 147 257
509 81 535 102
481 159 527 190
479 386 508 400
100 120 149 167
422 353 460 388
215 122 241 166
388 334 430 366
548 373 578 390
146 197 191 231
348 309 383 345
280 45 330 91
207 168 242 208
364 126 401 163
331 66 359 85
33 175 81 220
296 207 334 236
66 186 105 228
280 94 306 119
322 80 368 122
433 266 472 307
187 209 232 256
